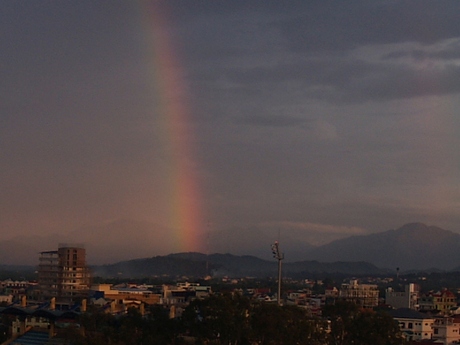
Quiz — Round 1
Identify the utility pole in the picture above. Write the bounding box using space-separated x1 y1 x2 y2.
271 241 284 306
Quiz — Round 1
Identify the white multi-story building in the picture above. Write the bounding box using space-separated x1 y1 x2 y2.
390 308 435 342
433 316 460 345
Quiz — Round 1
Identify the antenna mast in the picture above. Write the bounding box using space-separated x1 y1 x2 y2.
271 240 284 306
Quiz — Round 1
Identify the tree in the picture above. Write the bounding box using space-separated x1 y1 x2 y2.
322 301 405 345
182 292 251 345
77 306 119 345
348 310 405 345
250 303 327 345
142 305 183 344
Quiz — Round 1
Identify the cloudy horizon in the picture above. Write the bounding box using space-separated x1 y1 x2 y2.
1 1 460 263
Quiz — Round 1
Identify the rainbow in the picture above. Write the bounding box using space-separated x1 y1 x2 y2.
138 2 205 253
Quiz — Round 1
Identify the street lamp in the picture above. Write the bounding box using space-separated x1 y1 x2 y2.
271 241 284 306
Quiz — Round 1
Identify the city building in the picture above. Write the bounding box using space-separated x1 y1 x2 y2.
386 283 419 310
161 282 212 305
339 279 379 308
390 308 435 342
419 294 436 312
91 283 161 307
418 290 458 314
38 244 91 306
433 316 460 345
433 290 457 315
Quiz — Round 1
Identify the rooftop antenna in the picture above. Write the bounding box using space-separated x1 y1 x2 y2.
271 238 284 306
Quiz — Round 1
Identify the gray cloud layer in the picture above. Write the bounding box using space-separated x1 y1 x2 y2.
1 1 460 261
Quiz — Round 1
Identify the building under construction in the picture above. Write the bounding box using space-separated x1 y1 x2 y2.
37 244 91 306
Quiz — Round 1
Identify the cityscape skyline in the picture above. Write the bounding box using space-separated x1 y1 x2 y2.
1 1 460 257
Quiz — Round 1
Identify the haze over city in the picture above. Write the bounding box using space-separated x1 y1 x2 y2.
1 1 460 265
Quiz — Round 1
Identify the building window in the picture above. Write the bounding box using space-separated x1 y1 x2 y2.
408 323 413 329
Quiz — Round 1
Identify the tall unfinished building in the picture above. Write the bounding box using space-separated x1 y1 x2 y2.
339 279 379 308
38 244 91 306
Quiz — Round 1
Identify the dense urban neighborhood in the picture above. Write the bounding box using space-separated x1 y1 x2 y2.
1 245 460 344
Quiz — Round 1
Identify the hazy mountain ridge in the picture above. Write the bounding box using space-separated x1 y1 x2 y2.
305 223 460 270
0 219 318 265
92 253 385 278
0 221 458 271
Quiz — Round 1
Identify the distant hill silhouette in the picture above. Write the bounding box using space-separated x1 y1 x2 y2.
1 221 458 271
92 252 385 278
304 223 460 271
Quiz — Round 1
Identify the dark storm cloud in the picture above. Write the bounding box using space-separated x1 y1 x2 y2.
173 0 460 110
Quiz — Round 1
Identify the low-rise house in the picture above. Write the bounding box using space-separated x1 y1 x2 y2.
449 306 460 315
286 292 308 305
161 282 211 306
91 283 161 307
0 295 13 304
419 294 436 312
325 287 339 298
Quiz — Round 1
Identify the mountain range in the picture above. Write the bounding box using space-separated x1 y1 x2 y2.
92 252 384 279
303 222 460 271
92 222 460 277
1 221 459 272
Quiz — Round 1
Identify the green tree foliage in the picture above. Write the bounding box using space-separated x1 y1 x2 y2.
182 293 328 345
250 302 327 345
182 292 251 345
59 296 404 345
322 301 405 345
77 307 119 345
63 305 182 345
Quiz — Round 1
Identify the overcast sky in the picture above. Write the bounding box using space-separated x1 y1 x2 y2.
2 0 460 257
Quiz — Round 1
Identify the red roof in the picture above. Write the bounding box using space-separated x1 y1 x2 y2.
432 289 455 297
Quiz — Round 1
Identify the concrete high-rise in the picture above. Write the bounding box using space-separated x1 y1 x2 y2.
38 244 91 305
